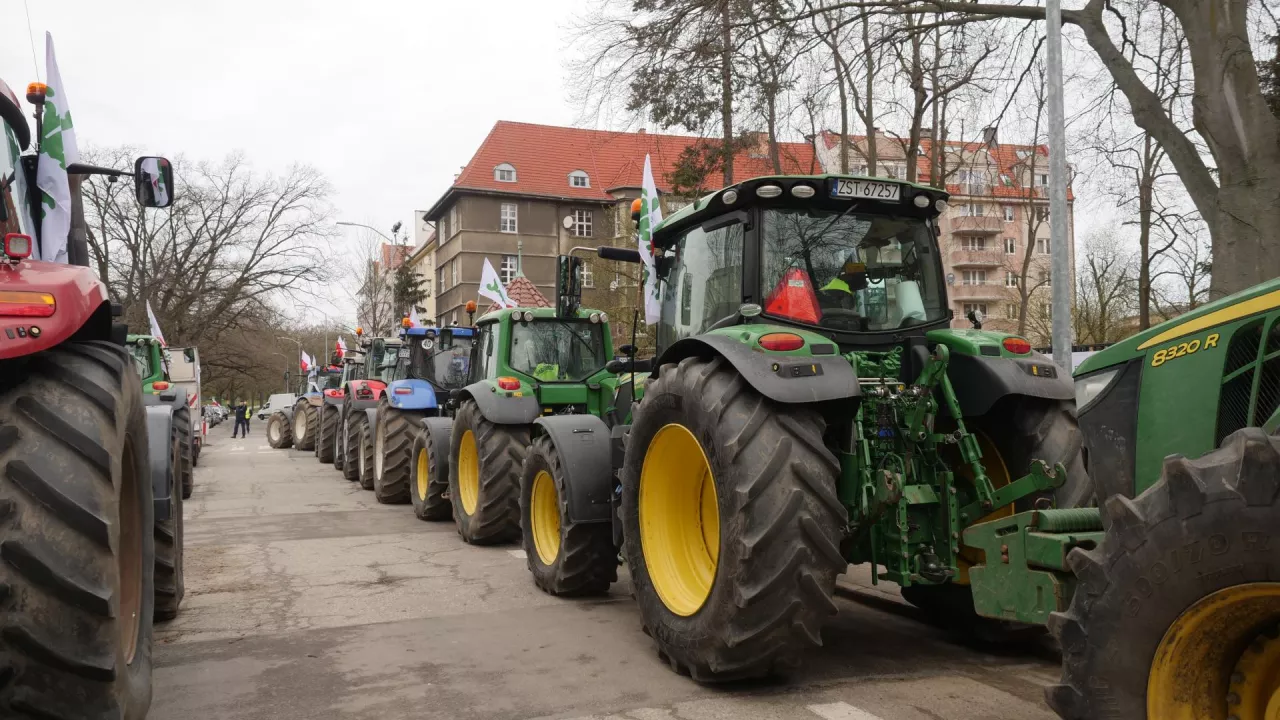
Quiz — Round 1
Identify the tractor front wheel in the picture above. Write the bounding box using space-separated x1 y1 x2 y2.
520 435 616 596
333 405 349 472
448 400 526 545
341 414 361 482
621 356 848 682
267 411 293 449
1046 427 1280 720
317 405 338 463
155 407 186 621
174 405 193 500
410 422 451 521
374 403 420 504
356 416 376 490
292 401 317 451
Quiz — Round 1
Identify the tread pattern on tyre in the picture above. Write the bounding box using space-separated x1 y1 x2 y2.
621 356 848 683
155 406 186 620
174 406 193 500
267 411 293 449
410 423 451 521
293 401 318 451
333 403 349 472
521 435 616 596
449 400 527 545
356 417 376 490
317 405 338 463
374 404 420 504
0 340 155 718
341 413 361 482
1045 427 1280 719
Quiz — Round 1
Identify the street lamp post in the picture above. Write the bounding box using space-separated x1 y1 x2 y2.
336 221 397 245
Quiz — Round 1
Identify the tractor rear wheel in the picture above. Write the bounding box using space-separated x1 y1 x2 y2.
374 403 420 504
333 404 349 472
520 435 616 596
356 416 376 491
621 356 848 682
448 400 526 545
292 401 317 451
1046 427 1280 720
341 415 361 482
155 407 186 621
174 406 193 500
0 341 155 718
267 411 292 449
317 406 338 463
410 422 451 521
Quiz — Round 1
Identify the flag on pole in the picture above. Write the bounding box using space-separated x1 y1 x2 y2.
336 336 347 359
408 307 420 327
479 258 516 308
35 33 79 264
146 301 167 346
300 351 311 372
638 155 662 324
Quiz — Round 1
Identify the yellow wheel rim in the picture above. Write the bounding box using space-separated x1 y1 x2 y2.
530 470 561 565
639 423 720 617
951 430 1012 585
416 448 429 502
458 430 479 515
1147 582 1280 720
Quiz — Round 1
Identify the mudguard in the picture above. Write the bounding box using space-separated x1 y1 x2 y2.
277 406 295 423
305 391 324 408
322 389 345 407
946 353 1074 417
143 405 176 522
653 334 860 405
533 414 614 524
419 416 453 473
363 406 378 430
460 381 541 424
385 379 440 411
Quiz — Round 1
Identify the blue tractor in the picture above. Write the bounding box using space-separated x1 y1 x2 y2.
371 325 476 505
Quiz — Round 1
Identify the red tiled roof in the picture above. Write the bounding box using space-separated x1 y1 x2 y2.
441 122 818 208
486 275 552 314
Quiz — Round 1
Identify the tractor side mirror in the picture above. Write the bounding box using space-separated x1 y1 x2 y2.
557 255 583 318
617 344 635 356
967 309 984 329
134 157 174 209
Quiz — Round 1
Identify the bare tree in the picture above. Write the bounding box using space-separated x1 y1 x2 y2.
1073 230 1139 343
348 231 397 336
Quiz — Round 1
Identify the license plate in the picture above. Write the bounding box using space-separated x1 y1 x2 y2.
831 178 901 202
397 348 410 359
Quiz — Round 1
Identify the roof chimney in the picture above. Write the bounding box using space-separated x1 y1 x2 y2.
636 128 646 135
920 127 933 139
982 126 998 149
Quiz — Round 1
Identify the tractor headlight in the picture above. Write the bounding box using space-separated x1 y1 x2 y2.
1074 366 1121 412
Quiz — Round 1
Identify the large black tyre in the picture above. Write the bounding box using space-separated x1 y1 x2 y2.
901 397 1088 641
316 405 338 463
0 340 155 718
356 416 376 491
621 356 847 682
448 400 527 545
155 408 187 621
520 435 616 596
266 411 292 449
292 400 317 451
410 422 451 521
1045 427 1280 719
173 406 193 500
373 402 422 504
333 403 349 472
341 413 361 482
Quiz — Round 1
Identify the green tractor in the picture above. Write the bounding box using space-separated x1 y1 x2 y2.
513 173 1255 716
1059 280 1280 719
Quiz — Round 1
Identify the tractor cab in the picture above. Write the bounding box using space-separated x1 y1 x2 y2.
396 325 475 391
125 334 172 392
367 337 403 383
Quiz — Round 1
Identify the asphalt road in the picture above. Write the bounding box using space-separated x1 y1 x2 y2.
151 426 1064 720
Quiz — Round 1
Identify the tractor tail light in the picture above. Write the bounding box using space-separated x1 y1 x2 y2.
1002 337 1032 355
758 333 805 352
763 268 821 325
153 381 170 391
394 387 413 395
4 233 32 259
497 376 521 391
0 291 55 317
356 386 373 399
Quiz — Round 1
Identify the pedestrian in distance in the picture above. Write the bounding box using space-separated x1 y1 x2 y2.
231 400 250 438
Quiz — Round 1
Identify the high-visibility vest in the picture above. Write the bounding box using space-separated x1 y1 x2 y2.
821 277 853 294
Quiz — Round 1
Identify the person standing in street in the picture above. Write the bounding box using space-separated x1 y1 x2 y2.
231 400 249 438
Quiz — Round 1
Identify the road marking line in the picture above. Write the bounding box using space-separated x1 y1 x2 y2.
507 549 527 559
807 702 885 720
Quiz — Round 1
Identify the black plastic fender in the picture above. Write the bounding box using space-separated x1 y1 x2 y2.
419 415 453 477
946 353 1074 417
363 406 378 430
652 334 860 405
277 406 295 423
532 414 614 524
460 381 542 424
143 405 176 522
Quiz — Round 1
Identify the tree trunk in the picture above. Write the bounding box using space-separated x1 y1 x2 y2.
720 0 735 186
833 44 850 173
1138 167 1152 330
862 13 877 172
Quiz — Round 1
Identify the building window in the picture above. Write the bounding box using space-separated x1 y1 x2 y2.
438 266 446 292
1005 272 1019 287
572 209 592 237
963 203 985 217
580 262 593 288
500 255 517 283
962 236 987 251
1003 205 1014 222
1004 237 1016 254
1037 173 1049 186
569 170 589 188
1036 206 1050 222
1006 303 1019 320
451 259 458 287
500 203 518 233
423 278 432 296
494 163 517 183
1037 237 1050 254
962 270 987 286
881 163 904 179
449 205 460 237
963 303 988 317
452 311 459 325
1041 270 1052 286
851 163 868 176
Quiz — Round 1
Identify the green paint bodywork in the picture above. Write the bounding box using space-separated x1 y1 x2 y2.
1074 276 1280 493
126 334 169 391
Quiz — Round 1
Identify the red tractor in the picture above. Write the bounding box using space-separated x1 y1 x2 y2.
1 77 175 716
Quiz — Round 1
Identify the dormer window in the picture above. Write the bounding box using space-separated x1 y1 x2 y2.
494 163 517 183
569 170 589 188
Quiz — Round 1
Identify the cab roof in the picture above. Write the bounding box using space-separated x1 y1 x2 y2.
475 306 607 324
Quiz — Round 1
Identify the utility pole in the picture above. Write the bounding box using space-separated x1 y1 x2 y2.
1046 0 1073 371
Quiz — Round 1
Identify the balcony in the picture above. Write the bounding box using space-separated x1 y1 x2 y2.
949 248 1006 267
950 215 1005 233
947 283 1009 301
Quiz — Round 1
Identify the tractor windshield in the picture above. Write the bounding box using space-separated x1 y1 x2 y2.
760 208 947 332
0 108 34 236
509 320 607 382
321 370 342 390
412 334 474 389
128 342 152 379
